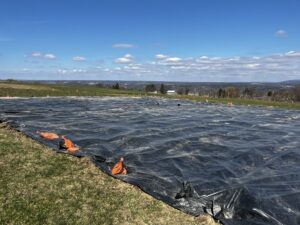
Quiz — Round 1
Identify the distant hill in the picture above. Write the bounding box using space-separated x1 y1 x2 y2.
280 80 300 85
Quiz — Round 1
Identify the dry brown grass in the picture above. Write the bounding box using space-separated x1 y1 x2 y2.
0 83 55 91
0 124 220 225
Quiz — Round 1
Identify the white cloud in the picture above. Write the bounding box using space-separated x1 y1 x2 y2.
150 52 300 81
245 63 260 69
44 54 56 60
57 68 87 74
156 57 183 66
285 51 300 57
72 69 86 73
72 56 86 61
155 54 168 59
229 57 240 61
165 57 182 63
129 66 140 70
58 69 67 74
31 52 42 57
30 52 56 60
112 43 136 48
115 54 134 64
167 57 182 62
170 66 190 70
115 58 132 64
199 56 209 59
275 29 288 38
124 54 133 58
15 50 300 81
155 54 182 63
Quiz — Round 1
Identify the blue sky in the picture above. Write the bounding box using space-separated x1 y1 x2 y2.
0 0 299 81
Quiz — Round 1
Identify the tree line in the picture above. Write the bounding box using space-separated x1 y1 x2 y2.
95 81 300 102
216 86 300 102
143 83 300 102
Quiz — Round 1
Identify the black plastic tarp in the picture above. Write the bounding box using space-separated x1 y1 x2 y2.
0 97 300 225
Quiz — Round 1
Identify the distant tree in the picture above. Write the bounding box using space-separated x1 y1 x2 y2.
6 79 16 83
145 84 156 92
217 88 226 98
177 88 184 95
159 83 167 94
184 88 190 95
177 87 190 95
293 85 300 101
112 82 120 89
226 86 240 98
267 90 273 97
96 82 103 88
272 90 294 102
243 87 254 98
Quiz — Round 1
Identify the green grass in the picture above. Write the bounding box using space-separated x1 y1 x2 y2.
160 94 300 109
0 124 220 225
0 81 143 97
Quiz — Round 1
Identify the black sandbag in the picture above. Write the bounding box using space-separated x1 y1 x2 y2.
0 97 300 225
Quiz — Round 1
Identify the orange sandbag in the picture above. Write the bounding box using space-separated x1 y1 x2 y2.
61 135 80 153
37 131 59 140
61 135 76 148
66 146 80 154
112 157 127 175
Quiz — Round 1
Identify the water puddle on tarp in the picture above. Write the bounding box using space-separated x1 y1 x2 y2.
0 97 300 225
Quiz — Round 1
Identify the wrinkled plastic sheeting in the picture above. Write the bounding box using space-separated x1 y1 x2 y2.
0 97 300 225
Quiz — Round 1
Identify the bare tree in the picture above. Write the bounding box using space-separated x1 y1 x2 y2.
217 88 226 98
145 84 156 92
293 85 300 101
243 87 255 98
112 83 120 89
226 86 240 98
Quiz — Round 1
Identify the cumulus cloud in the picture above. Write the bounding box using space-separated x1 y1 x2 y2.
58 69 68 74
150 51 300 81
44 54 56 60
165 57 182 62
54 51 300 81
285 51 300 57
31 52 42 57
72 56 86 61
155 54 168 59
14 50 300 81
72 69 86 73
58 68 87 74
115 54 134 64
30 52 56 60
115 58 132 64
199 56 209 59
112 43 136 48
275 29 288 38
245 63 260 69
154 55 184 66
